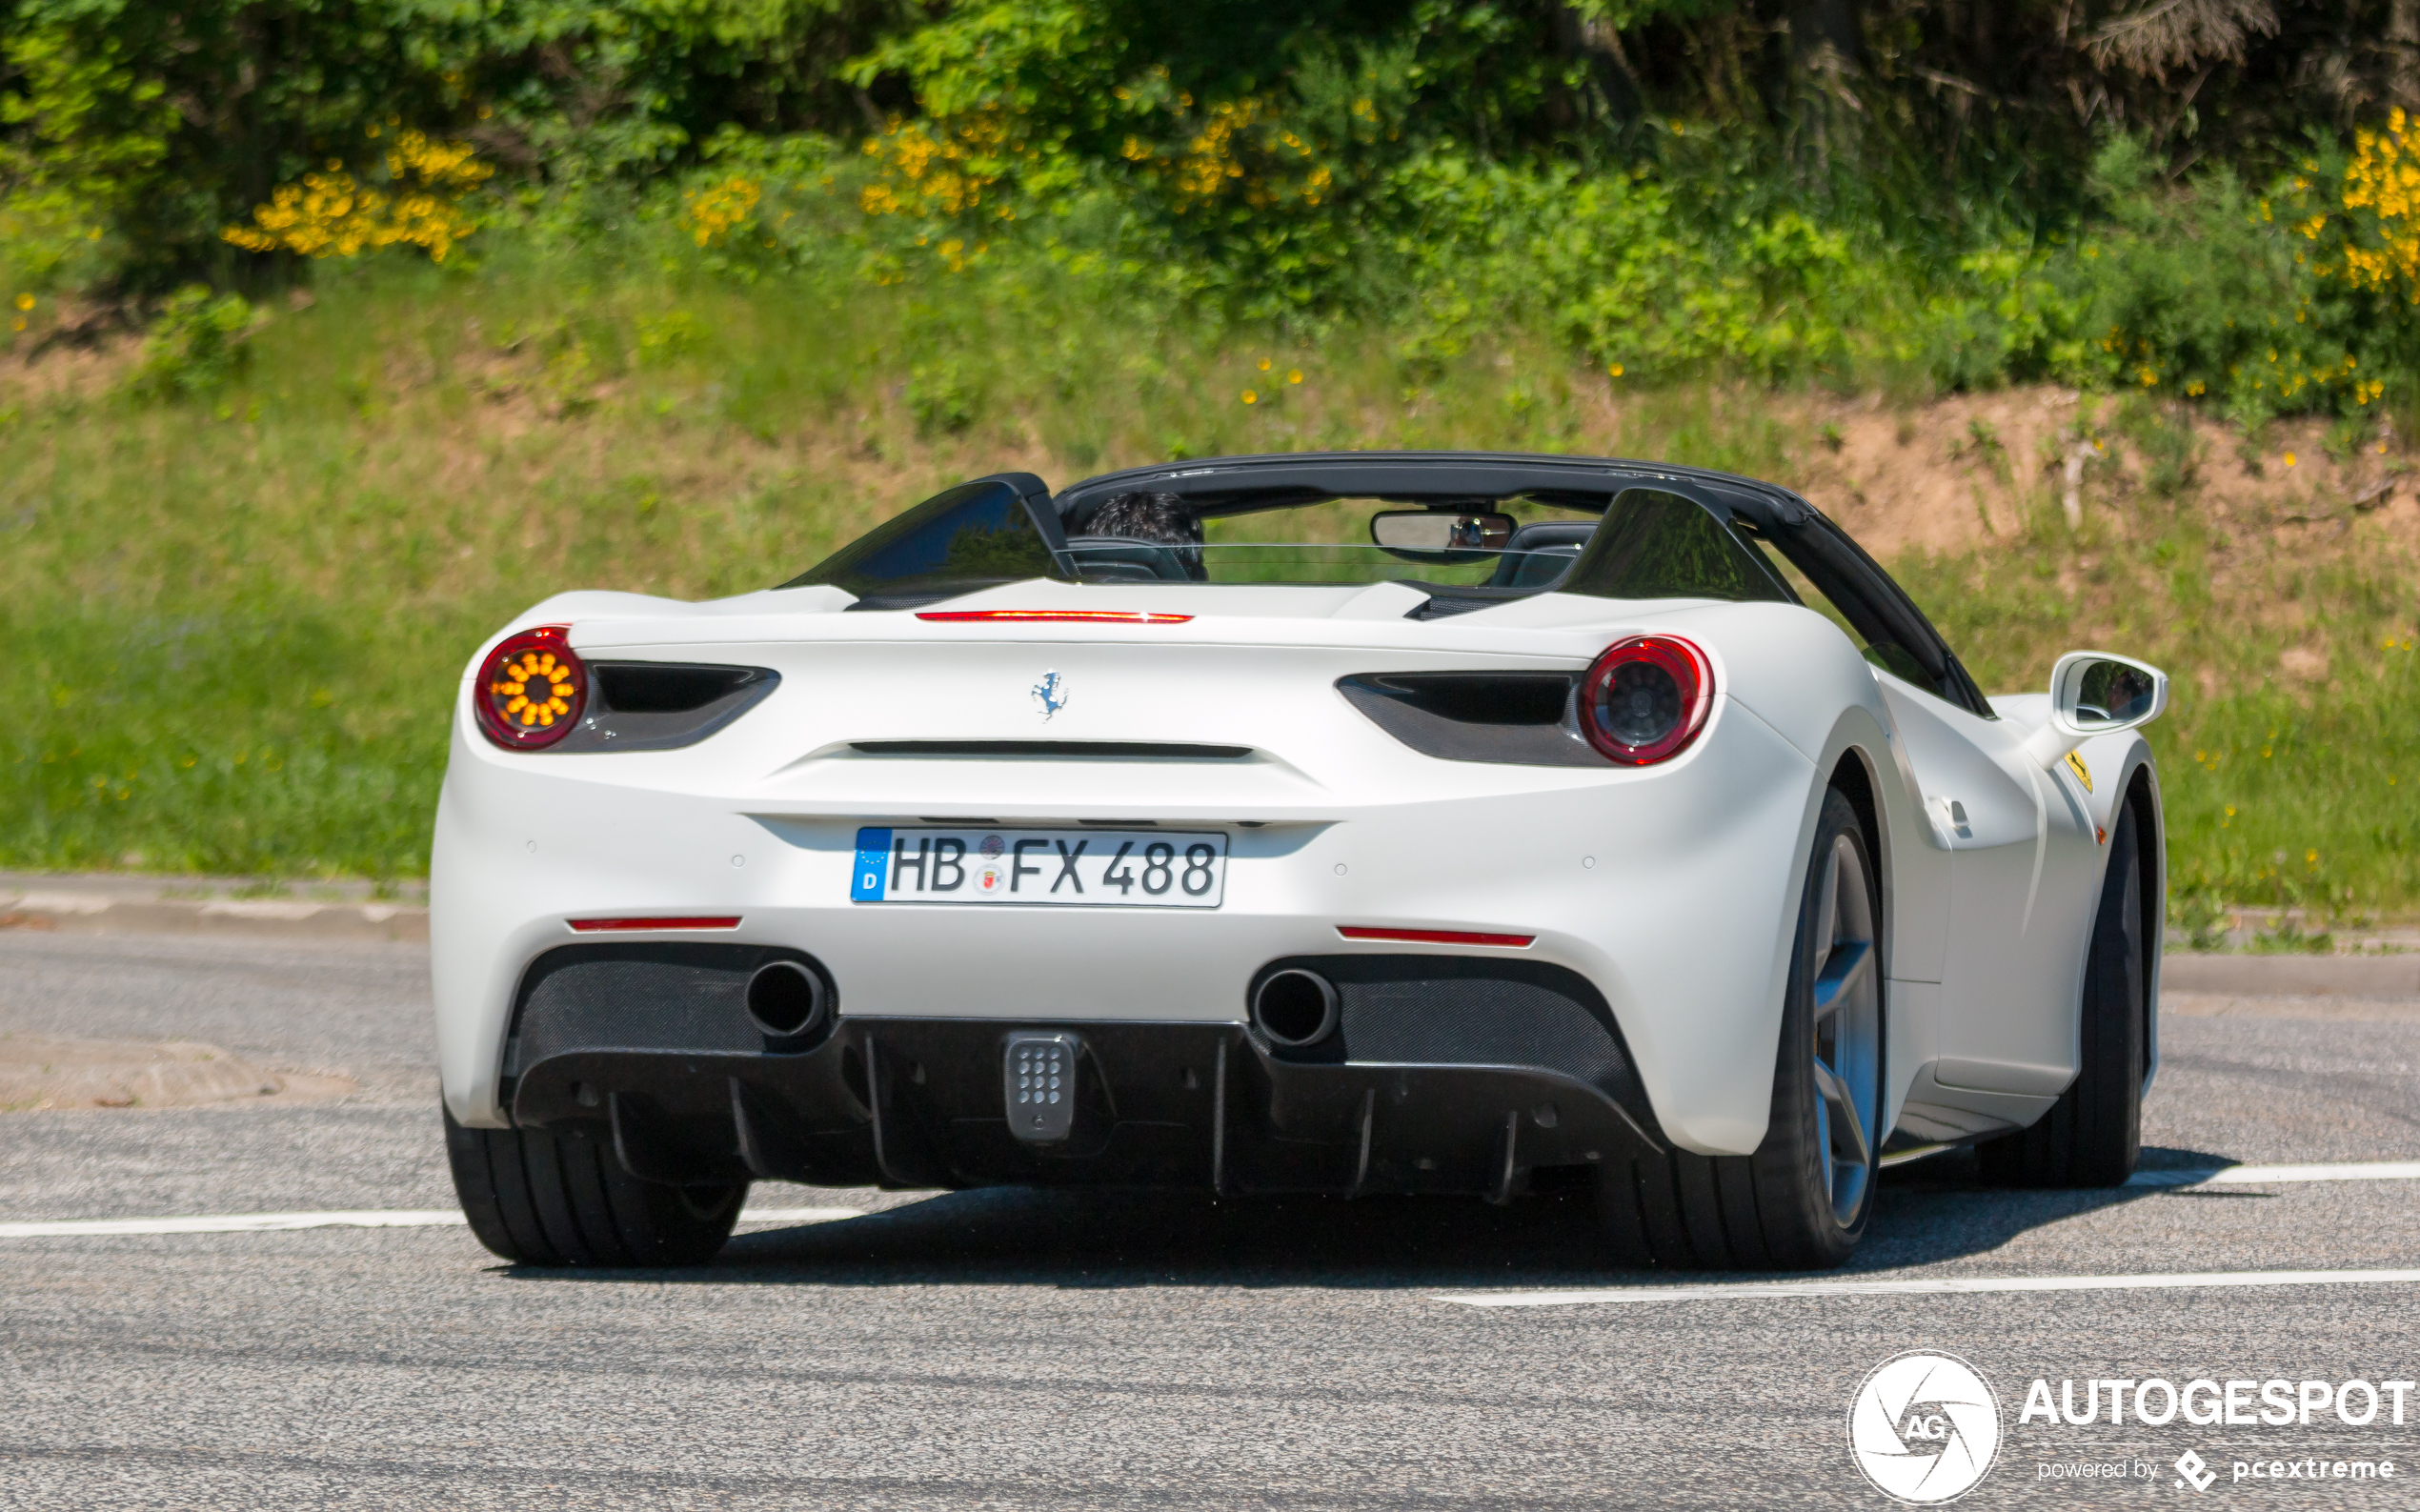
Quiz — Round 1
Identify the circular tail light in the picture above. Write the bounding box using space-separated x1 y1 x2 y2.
1580 635 1714 765
474 627 586 750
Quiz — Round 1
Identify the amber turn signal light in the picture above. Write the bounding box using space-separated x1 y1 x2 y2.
474 626 586 751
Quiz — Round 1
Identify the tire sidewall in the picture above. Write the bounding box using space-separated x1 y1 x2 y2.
1761 789 1885 1262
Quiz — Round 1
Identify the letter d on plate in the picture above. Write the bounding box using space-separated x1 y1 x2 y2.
852 828 893 901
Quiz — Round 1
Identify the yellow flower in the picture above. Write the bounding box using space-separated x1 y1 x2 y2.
2284 453 2297 467
1258 357 1271 372
222 131 491 262
1287 370 1302 384
1607 363 1623 377
1241 390 1258 404
11 292 30 311
683 176 762 248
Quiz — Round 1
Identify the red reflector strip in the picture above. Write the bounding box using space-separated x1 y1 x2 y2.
569 916 742 933
915 610 1194 625
1338 926 1536 948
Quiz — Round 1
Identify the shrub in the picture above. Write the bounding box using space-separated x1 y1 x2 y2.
128 284 252 399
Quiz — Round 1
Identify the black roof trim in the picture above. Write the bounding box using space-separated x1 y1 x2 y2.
1053 451 1819 530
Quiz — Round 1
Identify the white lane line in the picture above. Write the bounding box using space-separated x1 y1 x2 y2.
0 1206 862 1239
2128 1159 2420 1186
0 1210 468 1238
4 1161 2408 1240
1441 1268 2420 1309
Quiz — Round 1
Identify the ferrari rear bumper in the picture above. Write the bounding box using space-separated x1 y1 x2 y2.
433 669 1826 1157
503 942 1664 1198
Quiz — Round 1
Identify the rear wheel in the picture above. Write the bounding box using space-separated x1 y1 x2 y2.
1595 788 1884 1270
1978 799 2147 1188
445 1106 746 1266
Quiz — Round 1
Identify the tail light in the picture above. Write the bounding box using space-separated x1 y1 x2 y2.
474 626 586 750
1580 635 1713 765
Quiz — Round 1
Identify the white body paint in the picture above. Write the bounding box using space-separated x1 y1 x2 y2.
432 577 2160 1157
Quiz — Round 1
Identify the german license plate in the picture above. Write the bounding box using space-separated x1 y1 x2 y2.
850 827 1228 907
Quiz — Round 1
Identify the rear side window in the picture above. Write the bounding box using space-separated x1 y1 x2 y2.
783 480 1059 601
1560 489 1788 605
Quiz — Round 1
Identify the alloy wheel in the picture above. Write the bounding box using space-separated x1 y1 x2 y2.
1808 834 1881 1229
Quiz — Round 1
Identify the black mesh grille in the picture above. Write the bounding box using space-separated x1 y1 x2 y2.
509 943 824 1073
1256 955 1647 1116
1339 978 1626 1086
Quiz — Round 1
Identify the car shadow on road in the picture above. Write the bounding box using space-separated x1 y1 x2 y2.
513 1143 2246 1290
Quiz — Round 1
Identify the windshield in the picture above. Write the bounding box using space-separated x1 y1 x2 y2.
784 474 1790 609
1062 494 1601 592
1061 541 1587 590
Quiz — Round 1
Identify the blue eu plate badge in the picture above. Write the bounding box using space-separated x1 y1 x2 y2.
851 828 894 900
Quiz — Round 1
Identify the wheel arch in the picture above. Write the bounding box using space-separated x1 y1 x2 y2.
2120 754 2166 1097
1825 744 1888 958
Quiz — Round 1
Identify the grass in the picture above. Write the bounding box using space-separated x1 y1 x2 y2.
3 255 2416 919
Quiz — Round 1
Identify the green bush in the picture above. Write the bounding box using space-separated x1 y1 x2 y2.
128 284 253 399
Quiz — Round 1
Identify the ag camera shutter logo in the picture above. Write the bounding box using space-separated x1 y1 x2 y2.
1847 1350 2004 1503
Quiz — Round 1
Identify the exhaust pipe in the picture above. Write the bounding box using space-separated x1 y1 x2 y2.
745 959 827 1038
1251 968 1340 1047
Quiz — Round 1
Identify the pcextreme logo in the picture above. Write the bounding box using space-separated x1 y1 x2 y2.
1848 1351 2005 1503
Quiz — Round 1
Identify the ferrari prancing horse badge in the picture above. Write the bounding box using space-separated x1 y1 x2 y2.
1032 670 1069 719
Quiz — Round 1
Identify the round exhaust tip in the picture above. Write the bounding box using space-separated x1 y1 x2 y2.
1252 969 1340 1047
746 959 826 1038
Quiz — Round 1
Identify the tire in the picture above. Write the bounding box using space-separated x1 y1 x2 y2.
444 1105 746 1267
1978 799 2147 1188
1595 788 1884 1270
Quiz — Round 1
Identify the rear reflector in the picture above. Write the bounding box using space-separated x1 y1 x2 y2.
915 610 1193 625
1337 926 1535 948
569 916 742 933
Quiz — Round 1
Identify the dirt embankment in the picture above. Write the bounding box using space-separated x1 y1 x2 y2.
1778 388 2413 564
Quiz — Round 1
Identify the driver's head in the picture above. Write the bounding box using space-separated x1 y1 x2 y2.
1086 491 1202 547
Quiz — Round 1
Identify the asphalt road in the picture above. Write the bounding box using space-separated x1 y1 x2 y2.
3 931 2418 1509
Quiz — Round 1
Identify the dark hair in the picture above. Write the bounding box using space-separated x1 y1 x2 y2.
1085 491 1202 547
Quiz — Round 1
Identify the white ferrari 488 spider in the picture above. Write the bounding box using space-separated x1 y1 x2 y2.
433 452 2168 1270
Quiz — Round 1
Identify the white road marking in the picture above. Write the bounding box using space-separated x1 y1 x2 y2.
736 1207 866 1225
0 1206 862 1239
2128 1159 2420 1186
1441 1268 2420 1309
3 1164 2408 1241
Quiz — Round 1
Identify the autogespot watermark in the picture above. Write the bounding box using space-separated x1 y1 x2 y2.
1847 1356 2412 1500
1848 1351 2004 1503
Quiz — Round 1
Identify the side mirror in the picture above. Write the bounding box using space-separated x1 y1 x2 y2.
1370 510 1515 554
2024 651 2169 767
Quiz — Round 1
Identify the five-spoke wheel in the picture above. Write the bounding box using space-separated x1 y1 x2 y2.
1596 785 1884 1268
